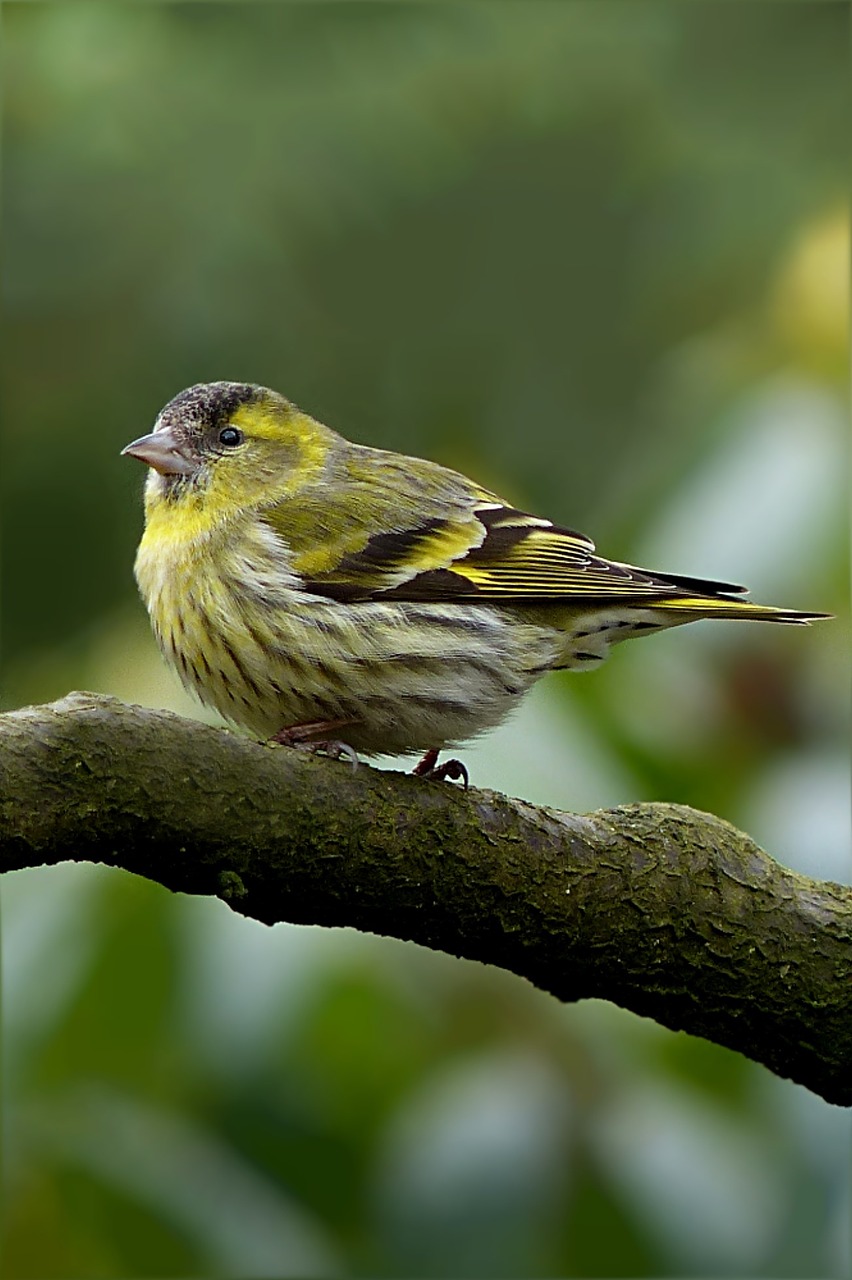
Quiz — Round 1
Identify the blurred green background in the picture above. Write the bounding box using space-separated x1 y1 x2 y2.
2 3 849 1276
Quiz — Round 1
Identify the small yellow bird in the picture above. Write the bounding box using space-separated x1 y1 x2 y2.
123 382 827 781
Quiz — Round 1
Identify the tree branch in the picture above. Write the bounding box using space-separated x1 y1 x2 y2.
1 692 849 1105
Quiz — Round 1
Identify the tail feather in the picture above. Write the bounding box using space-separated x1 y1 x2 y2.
651 595 831 625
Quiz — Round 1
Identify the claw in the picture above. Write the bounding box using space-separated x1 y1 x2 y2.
269 719 359 771
314 740 359 772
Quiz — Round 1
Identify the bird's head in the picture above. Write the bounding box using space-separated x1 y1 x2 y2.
122 381 335 520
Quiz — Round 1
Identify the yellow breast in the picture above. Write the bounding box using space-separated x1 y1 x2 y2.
134 494 303 728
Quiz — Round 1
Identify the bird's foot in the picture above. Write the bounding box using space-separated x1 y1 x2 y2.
412 747 469 789
269 719 359 771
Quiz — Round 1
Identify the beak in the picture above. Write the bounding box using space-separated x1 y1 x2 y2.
121 427 197 476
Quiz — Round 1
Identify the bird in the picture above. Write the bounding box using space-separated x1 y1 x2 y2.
123 381 828 782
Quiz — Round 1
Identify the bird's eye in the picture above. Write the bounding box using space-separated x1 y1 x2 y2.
218 426 243 448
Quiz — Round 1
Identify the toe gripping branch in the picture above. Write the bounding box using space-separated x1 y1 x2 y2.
270 720 359 771
412 748 469 789
270 727 467 786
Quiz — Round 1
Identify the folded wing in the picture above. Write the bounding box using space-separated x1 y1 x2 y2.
261 451 824 623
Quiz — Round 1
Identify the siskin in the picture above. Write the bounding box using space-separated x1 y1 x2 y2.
123 382 828 779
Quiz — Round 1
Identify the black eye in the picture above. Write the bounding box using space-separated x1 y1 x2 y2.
218 426 243 448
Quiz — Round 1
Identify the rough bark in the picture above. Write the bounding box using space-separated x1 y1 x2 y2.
1 692 849 1105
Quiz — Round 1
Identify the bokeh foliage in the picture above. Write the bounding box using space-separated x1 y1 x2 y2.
1 3 849 1277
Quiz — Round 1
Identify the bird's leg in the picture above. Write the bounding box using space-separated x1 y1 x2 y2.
269 719 359 770
412 748 469 789
270 718 355 746
412 747 440 776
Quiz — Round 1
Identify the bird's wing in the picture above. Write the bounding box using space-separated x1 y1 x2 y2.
261 449 747 604
373 506 749 604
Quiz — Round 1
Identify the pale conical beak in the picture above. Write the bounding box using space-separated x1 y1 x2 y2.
121 427 196 476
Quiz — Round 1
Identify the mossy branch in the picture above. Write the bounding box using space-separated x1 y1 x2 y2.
1 692 850 1105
